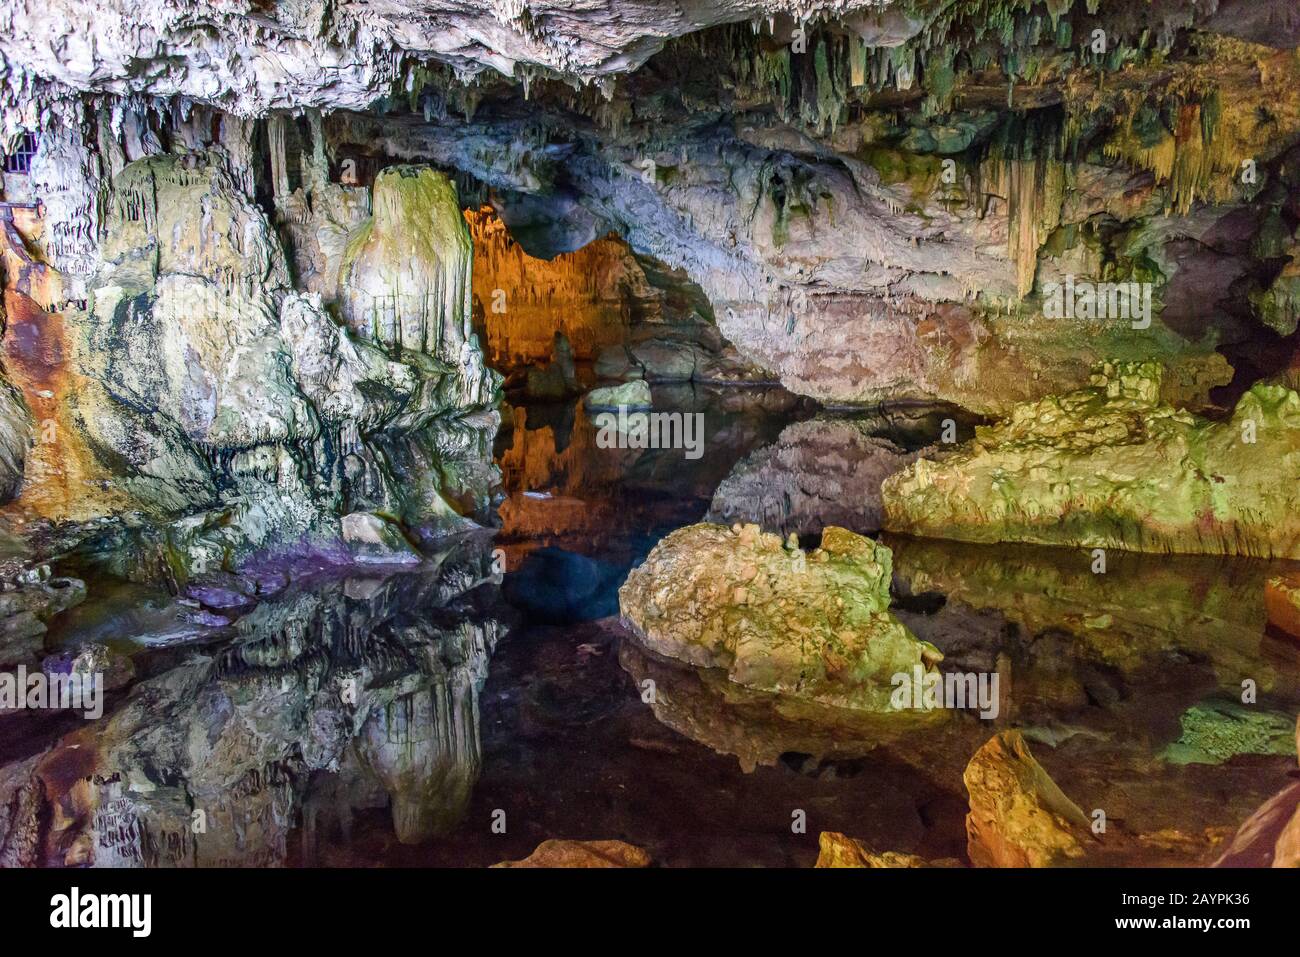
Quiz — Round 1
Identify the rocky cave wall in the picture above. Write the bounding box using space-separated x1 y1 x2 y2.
0 0 1299 574
0 101 503 585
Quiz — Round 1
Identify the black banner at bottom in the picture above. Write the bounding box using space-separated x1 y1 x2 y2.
0 866 1286 945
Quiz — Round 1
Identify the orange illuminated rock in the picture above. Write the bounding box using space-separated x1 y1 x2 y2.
491 839 651 868
1265 573 1300 639
0 288 130 520
964 730 1092 868
468 207 633 368
815 832 960 868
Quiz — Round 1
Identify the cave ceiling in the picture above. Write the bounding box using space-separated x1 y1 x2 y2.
3 0 1300 412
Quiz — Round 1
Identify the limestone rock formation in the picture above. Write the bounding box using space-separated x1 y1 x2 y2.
963 730 1092 868
814 831 960 868
50 150 501 581
492 839 651 868
0 563 86 667
340 165 473 359
10 3 1296 419
707 416 921 536
619 522 943 712
585 379 652 411
883 363 1300 558
1 0 1300 878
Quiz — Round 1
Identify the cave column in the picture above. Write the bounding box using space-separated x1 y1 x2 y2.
267 115 290 201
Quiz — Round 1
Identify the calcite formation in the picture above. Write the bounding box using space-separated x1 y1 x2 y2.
814 831 960 868
5 2 1298 421
963 730 1092 868
341 165 474 357
14 147 503 581
0 0 1299 878
619 522 943 712
883 363 1300 558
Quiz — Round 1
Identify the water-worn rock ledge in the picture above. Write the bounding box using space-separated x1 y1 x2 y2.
883 362 1300 558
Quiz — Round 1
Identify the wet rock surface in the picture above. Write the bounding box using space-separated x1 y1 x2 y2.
492 838 652 868
815 831 961 868
620 523 943 713
884 363 1300 558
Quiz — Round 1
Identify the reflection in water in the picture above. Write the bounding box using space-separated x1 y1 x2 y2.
617 638 946 774
0 536 504 866
494 385 811 564
888 535 1300 702
705 409 980 538
2 394 1298 868
607 407 1300 865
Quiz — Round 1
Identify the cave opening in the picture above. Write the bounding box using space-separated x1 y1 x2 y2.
467 202 762 402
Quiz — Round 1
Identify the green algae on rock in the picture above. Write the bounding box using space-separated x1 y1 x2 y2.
1160 699 1298 766
340 166 474 359
882 362 1300 558
618 522 943 712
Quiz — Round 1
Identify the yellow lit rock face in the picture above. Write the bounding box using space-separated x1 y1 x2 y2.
883 361 1300 558
467 207 634 368
814 832 960 868
964 730 1092 868
619 522 943 713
